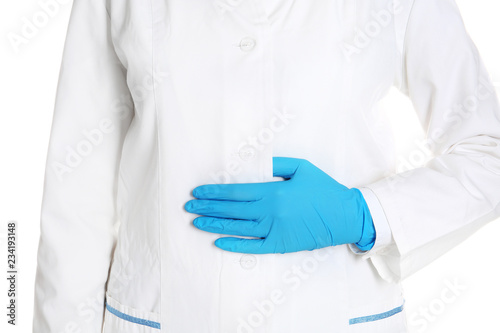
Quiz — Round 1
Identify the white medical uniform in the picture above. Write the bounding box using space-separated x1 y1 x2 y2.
33 0 500 332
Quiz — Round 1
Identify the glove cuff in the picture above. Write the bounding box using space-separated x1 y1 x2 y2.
353 188 376 251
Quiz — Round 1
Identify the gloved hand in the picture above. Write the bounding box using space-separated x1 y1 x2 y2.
185 157 375 254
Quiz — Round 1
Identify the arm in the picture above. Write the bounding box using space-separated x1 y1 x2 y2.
33 0 133 331
357 0 500 282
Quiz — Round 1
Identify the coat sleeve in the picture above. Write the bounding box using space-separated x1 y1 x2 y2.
358 0 500 282
32 0 133 332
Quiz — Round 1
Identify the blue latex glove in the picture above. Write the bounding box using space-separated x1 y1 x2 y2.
185 157 375 254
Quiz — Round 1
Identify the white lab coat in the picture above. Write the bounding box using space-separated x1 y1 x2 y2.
33 0 500 332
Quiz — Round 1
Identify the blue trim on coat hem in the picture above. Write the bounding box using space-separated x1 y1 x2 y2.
105 302 161 329
349 303 404 325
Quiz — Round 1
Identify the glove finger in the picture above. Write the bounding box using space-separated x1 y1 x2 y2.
272 157 304 179
192 182 266 201
185 199 261 220
215 237 268 254
193 217 268 237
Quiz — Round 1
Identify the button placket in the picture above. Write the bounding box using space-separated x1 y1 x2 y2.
217 3 274 331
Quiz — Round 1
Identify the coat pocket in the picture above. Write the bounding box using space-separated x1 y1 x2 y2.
103 291 161 332
348 301 407 333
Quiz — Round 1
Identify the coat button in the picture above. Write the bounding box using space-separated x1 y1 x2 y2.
240 254 257 269
239 37 256 52
238 145 256 161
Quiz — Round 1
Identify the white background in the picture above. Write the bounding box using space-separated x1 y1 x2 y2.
0 1 499 332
